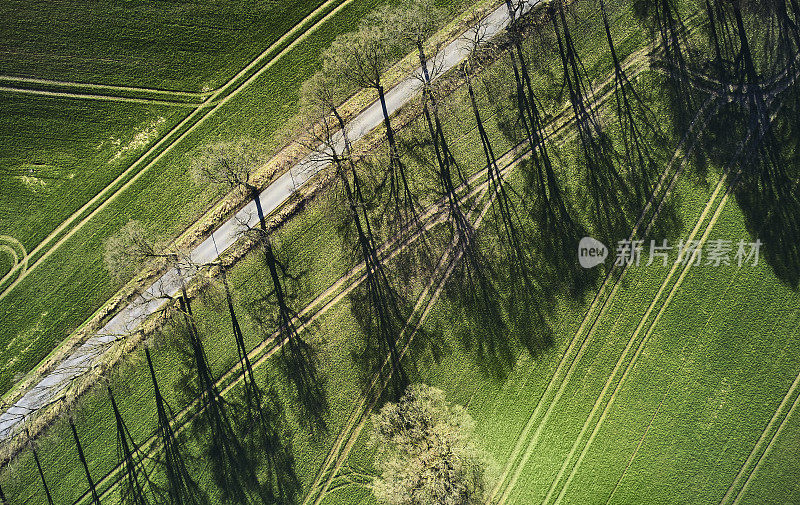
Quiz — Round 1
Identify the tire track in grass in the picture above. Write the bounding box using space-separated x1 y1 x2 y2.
488 93 722 505
0 0 349 302
0 86 203 106
544 176 731 505
715 184 800 505
603 263 751 505
0 75 215 100
605 175 800 504
546 82 800 504
726 356 800 505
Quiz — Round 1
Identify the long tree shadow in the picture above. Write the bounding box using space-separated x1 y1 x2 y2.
634 0 702 129
696 0 800 289
232 383 301 505
243 233 329 437
144 345 210 505
170 303 268 505
443 225 518 381
347 258 418 405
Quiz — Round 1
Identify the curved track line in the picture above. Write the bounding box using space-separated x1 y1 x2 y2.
0 236 27 287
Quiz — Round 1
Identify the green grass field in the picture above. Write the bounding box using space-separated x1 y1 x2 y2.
0 94 189 250
0 0 470 396
0 0 328 90
1 0 799 504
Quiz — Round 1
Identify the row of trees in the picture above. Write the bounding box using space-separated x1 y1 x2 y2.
93 140 323 504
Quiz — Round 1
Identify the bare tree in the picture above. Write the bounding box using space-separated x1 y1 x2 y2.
300 71 411 399
324 24 416 228
191 139 267 227
103 220 179 284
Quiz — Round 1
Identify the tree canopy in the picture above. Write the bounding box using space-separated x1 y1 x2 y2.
371 384 494 505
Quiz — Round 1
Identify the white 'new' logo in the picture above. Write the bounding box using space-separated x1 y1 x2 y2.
578 237 608 269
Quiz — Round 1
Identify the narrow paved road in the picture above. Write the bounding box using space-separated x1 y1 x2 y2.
0 0 540 439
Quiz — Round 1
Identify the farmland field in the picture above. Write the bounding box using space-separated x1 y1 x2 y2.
0 0 467 397
1 0 799 504
0 0 328 90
